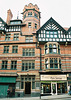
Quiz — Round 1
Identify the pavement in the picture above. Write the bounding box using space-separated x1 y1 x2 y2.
0 94 71 100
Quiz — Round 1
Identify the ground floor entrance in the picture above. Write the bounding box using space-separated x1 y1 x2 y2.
25 82 31 94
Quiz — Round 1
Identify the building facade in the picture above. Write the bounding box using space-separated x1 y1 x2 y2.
0 3 71 97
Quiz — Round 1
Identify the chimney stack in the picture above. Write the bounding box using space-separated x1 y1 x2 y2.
6 9 13 24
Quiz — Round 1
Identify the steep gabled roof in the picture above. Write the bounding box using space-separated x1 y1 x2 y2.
0 17 7 25
37 17 66 34
67 27 71 32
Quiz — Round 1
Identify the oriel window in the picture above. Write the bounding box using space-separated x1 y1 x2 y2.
45 58 61 69
45 43 60 54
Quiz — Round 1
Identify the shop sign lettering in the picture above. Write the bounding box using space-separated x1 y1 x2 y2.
41 75 67 81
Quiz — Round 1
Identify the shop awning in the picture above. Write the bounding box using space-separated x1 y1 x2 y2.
0 77 16 83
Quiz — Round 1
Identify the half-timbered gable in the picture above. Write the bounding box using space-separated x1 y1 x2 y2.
0 17 7 34
66 27 71 41
36 17 67 42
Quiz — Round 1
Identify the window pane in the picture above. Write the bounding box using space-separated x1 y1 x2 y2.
21 82 24 89
54 59 57 63
50 64 53 68
32 82 35 89
23 48 35 56
46 64 48 69
32 63 35 69
45 59 48 64
13 33 19 41
53 49 57 53
49 48 52 53
11 61 17 69
49 44 52 48
4 46 9 53
22 61 35 71
54 64 58 68
25 36 33 42
50 59 53 63
28 22 31 27
29 63 31 69
53 44 56 47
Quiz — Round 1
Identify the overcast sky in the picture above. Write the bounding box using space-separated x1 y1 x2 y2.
0 0 71 28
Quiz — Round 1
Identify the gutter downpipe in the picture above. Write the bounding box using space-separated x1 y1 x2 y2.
36 41 42 71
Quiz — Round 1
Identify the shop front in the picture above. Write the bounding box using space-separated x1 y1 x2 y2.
40 74 67 95
0 76 16 97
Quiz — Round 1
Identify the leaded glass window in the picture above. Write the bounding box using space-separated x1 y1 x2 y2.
23 48 35 56
4 46 9 53
35 23 37 29
34 13 38 18
13 33 19 41
5 34 11 41
46 31 58 38
50 58 58 69
2 61 8 69
12 46 18 53
45 43 60 54
45 58 61 69
28 22 31 28
25 36 33 42
22 61 35 71
28 12 32 16
11 61 17 69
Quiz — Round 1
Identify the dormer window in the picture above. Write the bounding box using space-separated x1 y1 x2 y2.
10 21 21 25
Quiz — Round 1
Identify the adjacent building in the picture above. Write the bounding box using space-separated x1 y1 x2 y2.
0 3 71 97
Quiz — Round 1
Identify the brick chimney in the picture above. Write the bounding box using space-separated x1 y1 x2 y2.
6 9 13 24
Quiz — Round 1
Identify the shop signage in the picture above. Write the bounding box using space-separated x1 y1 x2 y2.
41 75 67 81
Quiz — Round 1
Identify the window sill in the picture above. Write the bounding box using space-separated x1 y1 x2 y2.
10 69 17 70
45 69 62 72
1 69 7 70
4 53 9 54
22 55 35 57
22 69 35 71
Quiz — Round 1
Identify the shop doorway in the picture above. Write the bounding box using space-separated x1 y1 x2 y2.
51 82 57 95
25 82 31 94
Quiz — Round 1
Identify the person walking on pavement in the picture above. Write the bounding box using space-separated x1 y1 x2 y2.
7 89 10 97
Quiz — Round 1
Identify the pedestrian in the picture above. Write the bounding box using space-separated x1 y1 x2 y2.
7 89 10 97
